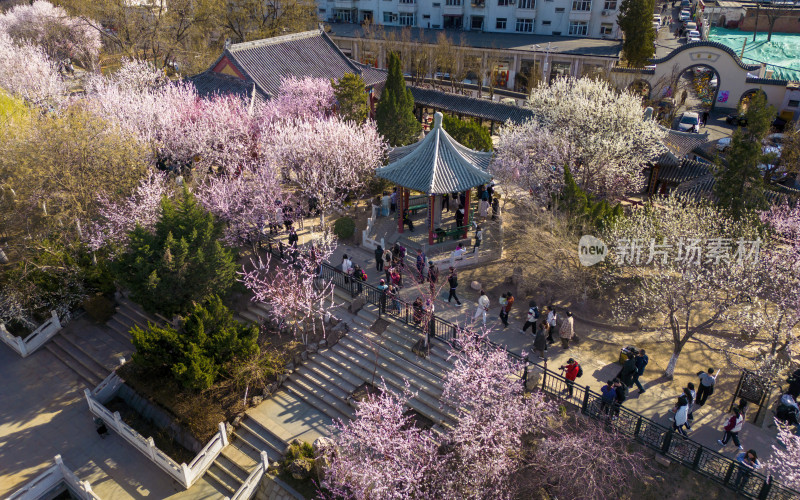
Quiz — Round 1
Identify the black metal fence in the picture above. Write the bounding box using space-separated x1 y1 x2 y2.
262 236 799 500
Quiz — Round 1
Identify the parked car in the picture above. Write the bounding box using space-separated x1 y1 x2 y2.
653 14 662 24
726 113 747 127
679 10 691 21
709 75 718 87
653 21 661 32
765 133 785 145
687 30 701 42
716 137 732 151
678 112 700 132
680 0 691 7
684 21 698 31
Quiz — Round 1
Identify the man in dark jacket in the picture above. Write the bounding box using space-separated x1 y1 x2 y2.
447 267 461 305
619 352 638 388
633 349 649 394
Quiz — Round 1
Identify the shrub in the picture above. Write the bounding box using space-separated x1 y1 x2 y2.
442 114 493 151
112 187 236 317
560 166 623 231
130 295 259 391
333 216 356 240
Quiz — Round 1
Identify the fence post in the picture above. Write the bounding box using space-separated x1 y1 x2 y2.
723 461 736 485
582 386 591 413
758 477 773 500
219 422 229 447
429 317 436 341
113 411 123 432
661 429 674 455
17 335 28 357
634 416 642 438
691 446 704 470
147 437 157 461
50 310 61 330
261 450 270 470
541 366 547 392
181 463 192 488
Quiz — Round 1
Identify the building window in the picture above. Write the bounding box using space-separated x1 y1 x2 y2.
498 0 509 5
569 21 588 35
515 18 534 32
496 17 507 29
446 0 461 4
383 12 396 23
399 0 415 3
542 20 551 25
335 10 352 22
555 7 565 12
319 8 326 13
552 30 561 34
423 14 431 18
789 100 800 107
433 2 440 5
600 23 613 35
470 16 483 29
572 0 591 10
399 13 415 25
443 15 463 28
603 0 617 8
519 0 534 7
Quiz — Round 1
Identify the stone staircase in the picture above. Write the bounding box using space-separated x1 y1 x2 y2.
44 298 158 388
204 417 286 496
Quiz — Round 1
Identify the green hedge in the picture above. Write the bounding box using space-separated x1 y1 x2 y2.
334 216 356 240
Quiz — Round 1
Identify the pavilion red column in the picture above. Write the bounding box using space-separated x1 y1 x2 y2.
397 186 405 234
404 188 410 214
462 189 471 238
428 194 435 245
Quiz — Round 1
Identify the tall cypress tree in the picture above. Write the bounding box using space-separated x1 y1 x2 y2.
376 52 421 146
714 92 775 218
618 0 656 68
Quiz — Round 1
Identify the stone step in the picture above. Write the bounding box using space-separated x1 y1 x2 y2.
345 326 447 391
237 418 287 462
215 453 250 483
221 442 259 471
205 463 239 495
247 304 270 321
105 316 135 344
116 299 160 326
51 334 110 381
334 339 457 423
44 341 102 388
295 364 356 400
357 325 449 379
113 308 149 331
326 342 453 426
381 323 455 371
285 369 355 422
250 302 272 318
311 351 369 389
238 309 261 325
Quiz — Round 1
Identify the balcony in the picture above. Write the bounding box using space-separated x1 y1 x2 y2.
470 1 486 9
569 9 592 21
397 1 417 12
442 3 464 14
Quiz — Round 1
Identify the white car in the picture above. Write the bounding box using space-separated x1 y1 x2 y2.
653 14 662 24
709 75 718 87
679 10 691 21
684 21 698 31
678 112 700 132
716 137 731 151
688 30 701 42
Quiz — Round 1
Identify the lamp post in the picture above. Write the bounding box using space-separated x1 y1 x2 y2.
534 42 558 86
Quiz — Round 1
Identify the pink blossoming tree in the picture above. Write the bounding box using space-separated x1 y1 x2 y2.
262 76 335 122
0 31 65 106
765 423 800 490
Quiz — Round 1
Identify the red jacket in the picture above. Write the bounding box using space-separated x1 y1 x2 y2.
564 362 580 381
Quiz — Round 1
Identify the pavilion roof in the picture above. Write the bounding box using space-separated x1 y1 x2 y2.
377 112 493 194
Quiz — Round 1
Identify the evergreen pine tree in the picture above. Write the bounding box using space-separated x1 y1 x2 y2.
714 92 775 218
113 187 237 316
332 73 369 124
376 52 421 146
442 114 493 151
618 0 656 68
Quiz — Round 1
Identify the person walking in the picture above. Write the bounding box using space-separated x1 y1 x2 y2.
619 351 638 388
442 193 450 212
672 394 690 437
559 310 574 349
416 249 427 282
499 292 514 329
390 188 397 214
546 306 558 345
375 244 384 272
474 290 490 326
532 320 548 360
412 297 425 327
287 227 299 248
633 349 649 393
382 248 393 274
446 267 462 306
521 301 540 334
560 358 580 398
684 385 696 430
427 261 439 294
388 283 401 314
403 209 414 232
377 278 389 313
342 254 353 282
696 367 719 406
600 380 617 415
717 407 745 450
701 110 710 127
473 225 482 254
613 379 628 418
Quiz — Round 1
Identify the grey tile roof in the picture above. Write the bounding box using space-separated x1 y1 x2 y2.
190 29 387 100
377 112 493 194
660 126 711 158
657 157 711 184
408 87 536 124
674 174 799 204
189 71 267 102
326 24 623 58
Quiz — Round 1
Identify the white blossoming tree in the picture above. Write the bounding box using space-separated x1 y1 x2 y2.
605 196 762 378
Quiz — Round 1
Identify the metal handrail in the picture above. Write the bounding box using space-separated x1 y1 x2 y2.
258 234 799 499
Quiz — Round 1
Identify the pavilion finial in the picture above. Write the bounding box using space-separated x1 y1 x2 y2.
433 112 443 129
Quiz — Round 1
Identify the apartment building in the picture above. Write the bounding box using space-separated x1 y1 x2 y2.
319 0 620 39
